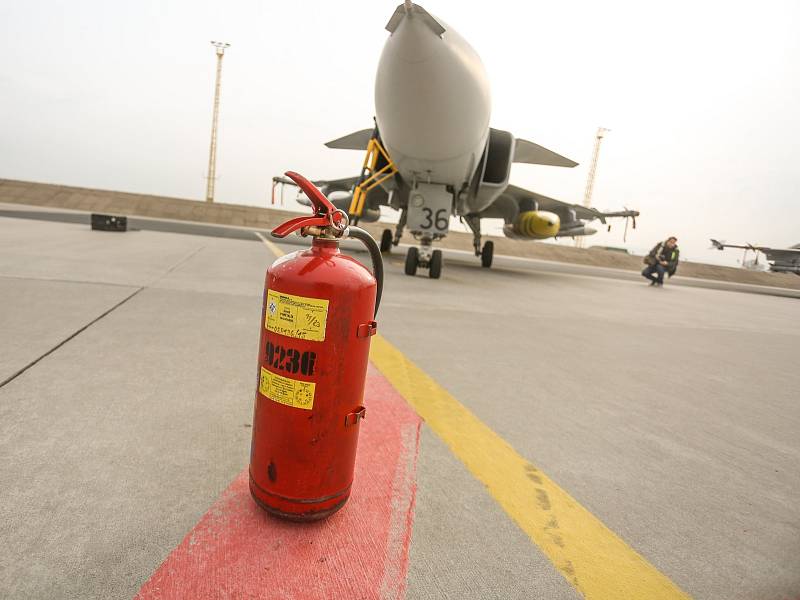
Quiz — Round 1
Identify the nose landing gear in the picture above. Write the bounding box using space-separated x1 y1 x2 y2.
404 235 443 279
404 246 418 276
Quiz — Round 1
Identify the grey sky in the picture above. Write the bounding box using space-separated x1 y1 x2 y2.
1 0 798 265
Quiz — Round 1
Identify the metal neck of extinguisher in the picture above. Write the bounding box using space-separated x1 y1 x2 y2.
271 171 383 317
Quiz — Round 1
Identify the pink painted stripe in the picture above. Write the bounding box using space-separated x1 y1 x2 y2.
135 365 422 600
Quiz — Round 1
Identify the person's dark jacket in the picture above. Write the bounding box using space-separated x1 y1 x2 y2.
645 241 680 277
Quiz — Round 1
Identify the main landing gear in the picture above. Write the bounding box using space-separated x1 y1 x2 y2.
481 240 494 268
405 236 442 279
380 229 393 253
464 214 493 269
379 209 407 254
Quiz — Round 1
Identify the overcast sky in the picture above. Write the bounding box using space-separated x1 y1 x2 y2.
1 0 798 265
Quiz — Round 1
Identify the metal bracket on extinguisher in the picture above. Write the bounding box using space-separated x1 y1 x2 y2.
345 406 366 427
356 320 378 338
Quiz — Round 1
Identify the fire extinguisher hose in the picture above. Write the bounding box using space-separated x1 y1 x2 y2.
347 226 383 317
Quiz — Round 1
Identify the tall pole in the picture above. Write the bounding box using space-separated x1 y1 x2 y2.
576 127 609 248
206 41 230 203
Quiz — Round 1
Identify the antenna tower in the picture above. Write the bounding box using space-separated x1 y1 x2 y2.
205 41 230 203
576 127 609 247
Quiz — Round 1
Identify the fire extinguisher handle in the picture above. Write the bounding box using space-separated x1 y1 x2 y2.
285 171 336 215
348 226 383 317
271 172 344 238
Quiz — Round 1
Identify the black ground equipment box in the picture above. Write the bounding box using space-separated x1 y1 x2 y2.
91 213 127 232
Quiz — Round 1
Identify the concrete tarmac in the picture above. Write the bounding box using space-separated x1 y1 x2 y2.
0 215 798 599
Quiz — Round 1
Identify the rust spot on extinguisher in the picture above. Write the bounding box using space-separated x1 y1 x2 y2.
268 461 277 482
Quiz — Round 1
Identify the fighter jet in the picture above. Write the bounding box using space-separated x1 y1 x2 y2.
710 239 800 276
282 1 639 278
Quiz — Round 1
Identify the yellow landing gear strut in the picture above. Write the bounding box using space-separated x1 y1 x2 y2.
348 136 397 223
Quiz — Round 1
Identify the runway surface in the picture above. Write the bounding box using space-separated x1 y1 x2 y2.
0 214 798 599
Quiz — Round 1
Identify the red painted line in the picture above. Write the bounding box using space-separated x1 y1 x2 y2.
135 365 422 600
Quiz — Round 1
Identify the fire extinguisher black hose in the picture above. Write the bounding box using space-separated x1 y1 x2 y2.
347 226 383 317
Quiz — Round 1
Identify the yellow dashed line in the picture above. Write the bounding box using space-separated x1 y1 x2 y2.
254 231 286 258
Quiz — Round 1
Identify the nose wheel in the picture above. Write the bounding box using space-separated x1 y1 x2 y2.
428 250 442 279
404 246 443 279
404 246 419 276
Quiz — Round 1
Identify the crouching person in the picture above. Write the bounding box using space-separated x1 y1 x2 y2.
642 236 679 286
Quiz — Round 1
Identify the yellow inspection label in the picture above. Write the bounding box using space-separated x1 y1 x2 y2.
265 290 328 342
259 367 315 410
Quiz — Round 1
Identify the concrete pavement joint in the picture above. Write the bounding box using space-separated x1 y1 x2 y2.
0 286 144 389
147 245 207 286
0 243 207 390
0 273 137 288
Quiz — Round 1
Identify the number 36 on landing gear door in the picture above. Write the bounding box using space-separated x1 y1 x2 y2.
406 183 451 235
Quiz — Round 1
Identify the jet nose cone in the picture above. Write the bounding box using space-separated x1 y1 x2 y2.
384 4 443 62
375 6 491 163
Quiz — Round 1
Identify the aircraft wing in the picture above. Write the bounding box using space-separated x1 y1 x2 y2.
314 176 360 194
503 184 638 223
274 175 359 194
760 247 800 262
710 239 746 251
324 129 374 150
513 138 578 168
326 129 581 169
710 239 800 261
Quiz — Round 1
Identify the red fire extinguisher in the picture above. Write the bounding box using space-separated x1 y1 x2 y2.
249 171 383 521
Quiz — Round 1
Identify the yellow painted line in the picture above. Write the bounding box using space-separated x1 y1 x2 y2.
369 334 691 600
254 231 286 258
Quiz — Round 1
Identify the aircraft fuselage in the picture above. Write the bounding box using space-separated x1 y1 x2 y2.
375 8 490 209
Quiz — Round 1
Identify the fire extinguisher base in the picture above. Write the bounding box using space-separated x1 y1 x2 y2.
249 473 351 522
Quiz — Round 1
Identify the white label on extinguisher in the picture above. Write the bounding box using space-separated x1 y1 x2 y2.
265 290 329 342
259 367 315 410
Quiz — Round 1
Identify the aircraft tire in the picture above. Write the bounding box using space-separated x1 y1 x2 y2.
380 229 393 253
405 247 419 276
481 241 494 268
429 249 443 279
